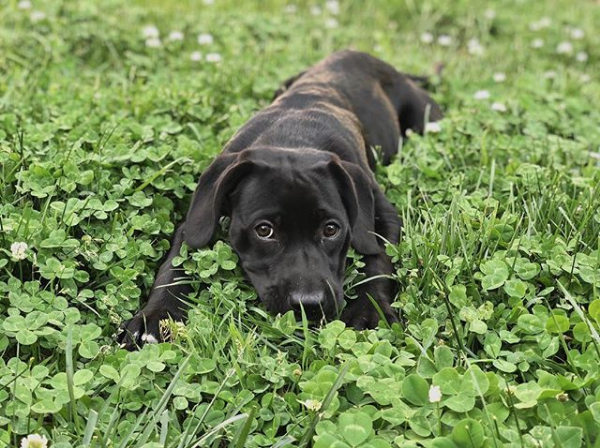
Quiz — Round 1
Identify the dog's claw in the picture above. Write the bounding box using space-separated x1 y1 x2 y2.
142 333 158 344
116 307 182 350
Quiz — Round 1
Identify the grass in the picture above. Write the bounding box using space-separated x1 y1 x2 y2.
1 0 600 446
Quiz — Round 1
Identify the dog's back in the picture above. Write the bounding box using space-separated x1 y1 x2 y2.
223 50 442 168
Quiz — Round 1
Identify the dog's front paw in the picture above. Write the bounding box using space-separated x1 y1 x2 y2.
341 298 398 330
116 307 180 351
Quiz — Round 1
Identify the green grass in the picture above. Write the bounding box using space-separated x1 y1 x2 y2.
1 0 600 446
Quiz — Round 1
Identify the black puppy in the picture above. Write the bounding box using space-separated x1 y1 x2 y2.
118 50 442 349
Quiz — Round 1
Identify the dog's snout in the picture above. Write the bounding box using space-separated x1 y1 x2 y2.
289 291 326 315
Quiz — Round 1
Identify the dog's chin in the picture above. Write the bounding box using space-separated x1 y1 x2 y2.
291 309 337 326
260 298 339 324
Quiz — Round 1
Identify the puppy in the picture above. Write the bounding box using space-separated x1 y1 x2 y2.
118 50 442 349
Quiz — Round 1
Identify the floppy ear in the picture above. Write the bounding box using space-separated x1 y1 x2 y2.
329 160 380 255
184 153 252 249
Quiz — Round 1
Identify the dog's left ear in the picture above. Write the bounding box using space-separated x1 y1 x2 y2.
329 160 380 255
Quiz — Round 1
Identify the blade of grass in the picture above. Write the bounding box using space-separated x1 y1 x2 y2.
136 356 191 446
273 436 297 448
177 367 236 448
159 409 170 446
191 413 248 448
297 362 350 447
557 281 600 356
116 408 149 448
231 406 257 448
135 157 189 192
82 409 99 446
66 326 82 433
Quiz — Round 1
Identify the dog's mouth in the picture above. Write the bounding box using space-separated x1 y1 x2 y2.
257 285 344 323
292 310 333 327
290 303 337 323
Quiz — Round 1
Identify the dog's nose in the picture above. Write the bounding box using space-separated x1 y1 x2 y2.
289 291 326 316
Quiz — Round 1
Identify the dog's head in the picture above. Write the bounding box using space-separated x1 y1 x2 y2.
183 147 380 321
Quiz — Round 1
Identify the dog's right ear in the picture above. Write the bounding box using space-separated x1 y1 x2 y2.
184 153 252 249
328 159 381 256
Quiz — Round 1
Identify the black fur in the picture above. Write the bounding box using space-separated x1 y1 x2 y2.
117 50 442 349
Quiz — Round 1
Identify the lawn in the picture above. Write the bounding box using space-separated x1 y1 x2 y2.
1 0 600 446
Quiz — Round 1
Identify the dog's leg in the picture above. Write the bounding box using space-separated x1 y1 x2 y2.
393 74 443 137
117 223 191 349
342 188 402 329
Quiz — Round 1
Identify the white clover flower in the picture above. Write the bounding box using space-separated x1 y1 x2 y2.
437 35 452 46
325 18 338 29
544 70 557 79
467 38 485 55
206 52 222 63
284 4 297 14
168 30 184 41
197 33 214 45
18 0 32 9
142 25 159 38
556 41 573 54
11 242 28 260
190 51 203 62
531 38 544 49
301 399 322 411
21 434 48 448
429 385 442 403
491 102 507 112
484 9 496 20
576 51 588 62
493 72 506 83
325 0 340 15
474 90 490 100
580 74 591 83
145 37 161 48
469 45 485 55
30 11 45 21
420 32 434 44
529 17 551 31
310 5 322 16
570 28 585 40
425 122 441 133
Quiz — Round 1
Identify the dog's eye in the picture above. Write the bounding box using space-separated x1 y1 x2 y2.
323 222 340 238
255 223 274 239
